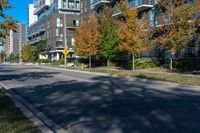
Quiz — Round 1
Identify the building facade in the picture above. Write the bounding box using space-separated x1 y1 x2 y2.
27 0 84 61
4 23 26 56
28 4 38 27
91 0 200 59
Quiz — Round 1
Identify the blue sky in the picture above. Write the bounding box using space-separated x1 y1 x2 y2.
0 0 33 51
5 0 33 24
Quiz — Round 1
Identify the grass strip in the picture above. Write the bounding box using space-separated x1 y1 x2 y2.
0 90 41 133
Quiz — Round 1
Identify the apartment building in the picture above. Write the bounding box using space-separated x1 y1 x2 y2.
91 0 160 58
91 0 160 30
91 0 200 58
80 0 91 21
28 4 38 27
27 0 83 61
4 23 26 56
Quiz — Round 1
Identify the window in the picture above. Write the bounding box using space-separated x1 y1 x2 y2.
68 2 75 9
57 17 63 27
56 28 59 36
76 1 80 9
71 38 75 46
63 0 67 8
73 20 79 27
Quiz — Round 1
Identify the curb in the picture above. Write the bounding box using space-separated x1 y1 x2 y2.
38 65 112 77
38 65 200 89
0 82 67 133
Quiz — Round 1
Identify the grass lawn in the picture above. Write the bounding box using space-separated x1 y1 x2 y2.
62 66 200 86
0 90 41 133
43 64 200 86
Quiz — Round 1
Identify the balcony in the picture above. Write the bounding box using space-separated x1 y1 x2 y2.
155 14 171 27
129 0 153 11
59 1 80 12
34 0 50 15
66 23 79 30
112 9 122 17
59 6 80 12
29 36 45 45
92 0 110 9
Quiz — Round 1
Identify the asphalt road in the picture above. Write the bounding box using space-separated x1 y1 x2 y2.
1 64 200 133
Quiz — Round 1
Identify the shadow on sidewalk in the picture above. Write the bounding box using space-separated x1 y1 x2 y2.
9 74 200 133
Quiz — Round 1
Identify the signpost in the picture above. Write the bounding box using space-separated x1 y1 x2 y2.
62 48 69 68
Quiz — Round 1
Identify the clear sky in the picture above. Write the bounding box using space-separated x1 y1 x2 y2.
5 0 33 25
0 0 33 51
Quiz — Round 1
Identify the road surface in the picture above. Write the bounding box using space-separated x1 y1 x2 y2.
1 64 200 133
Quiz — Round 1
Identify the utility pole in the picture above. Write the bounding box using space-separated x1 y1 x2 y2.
64 12 67 69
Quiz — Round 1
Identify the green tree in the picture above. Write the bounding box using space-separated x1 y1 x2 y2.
99 7 119 67
34 40 48 59
21 45 36 62
8 53 19 63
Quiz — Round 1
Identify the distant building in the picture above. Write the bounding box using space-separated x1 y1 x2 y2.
4 23 26 56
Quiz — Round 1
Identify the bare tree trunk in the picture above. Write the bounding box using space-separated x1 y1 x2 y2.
132 53 135 71
89 56 92 68
107 58 110 67
169 58 173 70
64 54 67 69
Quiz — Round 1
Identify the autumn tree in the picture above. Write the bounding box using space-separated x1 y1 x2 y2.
21 45 36 62
0 0 17 37
194 0 200 34
98 7 119 67
75 16 100 68
195 0 200 10
156 0 195 70
116 1 150 70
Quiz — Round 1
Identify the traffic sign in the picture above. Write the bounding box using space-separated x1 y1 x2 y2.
62 48 69 55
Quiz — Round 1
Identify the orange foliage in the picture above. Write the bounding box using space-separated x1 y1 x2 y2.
156 0 195 53
116 1 150 54
75 16 100 56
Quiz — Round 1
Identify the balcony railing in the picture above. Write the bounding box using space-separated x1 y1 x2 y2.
91 0 110 9
112 9 122 17
66 23 79 30
129 0 153 11
154 14 171 27
34 1 50 15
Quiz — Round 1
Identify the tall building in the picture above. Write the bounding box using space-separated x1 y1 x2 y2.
4 23 26 56
28 4 38 27
80 0 91 21
27 0 83 61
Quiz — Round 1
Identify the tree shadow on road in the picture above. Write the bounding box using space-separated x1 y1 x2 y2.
0 71 60 81
10 75 200 133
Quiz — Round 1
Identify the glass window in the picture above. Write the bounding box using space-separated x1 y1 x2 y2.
68 2 75 9
57 17 63 27
56 28 59 36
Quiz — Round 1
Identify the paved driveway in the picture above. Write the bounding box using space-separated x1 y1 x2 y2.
1 64 200 133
